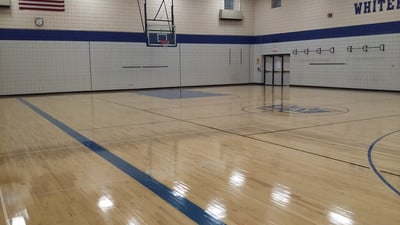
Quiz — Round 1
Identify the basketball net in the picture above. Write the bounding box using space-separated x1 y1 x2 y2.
160 39 170 48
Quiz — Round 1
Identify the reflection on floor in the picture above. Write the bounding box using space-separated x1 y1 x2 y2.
135 88 226 99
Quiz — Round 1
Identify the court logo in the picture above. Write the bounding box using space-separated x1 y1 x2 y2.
354 0 400 14
258 104 333 114
243 104 349 115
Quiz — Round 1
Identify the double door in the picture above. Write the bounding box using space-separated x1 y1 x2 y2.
263 54 290 86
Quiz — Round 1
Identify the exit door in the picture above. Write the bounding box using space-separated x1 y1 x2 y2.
263 54 290 86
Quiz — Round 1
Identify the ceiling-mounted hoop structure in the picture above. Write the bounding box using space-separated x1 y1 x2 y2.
143 0 177 47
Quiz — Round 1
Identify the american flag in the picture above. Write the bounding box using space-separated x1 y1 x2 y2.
19 0 65 12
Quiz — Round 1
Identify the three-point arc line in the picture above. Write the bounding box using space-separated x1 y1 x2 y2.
368 130 400 196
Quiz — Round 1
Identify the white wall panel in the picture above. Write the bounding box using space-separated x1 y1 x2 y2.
180 44 250 86
0 42 251 95
250 45 262 83
90 42 180 90
0 41 91 95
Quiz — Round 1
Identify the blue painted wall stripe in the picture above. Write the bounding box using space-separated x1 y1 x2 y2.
368 130 400 196
0 28 253 44
18 98 226 225
254 21 400 44
1 21 400 44
0 29 147 42
177 34 254 44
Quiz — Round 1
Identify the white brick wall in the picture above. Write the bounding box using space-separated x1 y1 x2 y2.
0 0 139 32
0 0 255 35
251 34 400 91
1 0 400 94
175 0 254 35
251 0 400 91
255 0 400 35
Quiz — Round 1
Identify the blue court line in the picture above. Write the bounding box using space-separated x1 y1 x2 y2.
368 130 400 196
18 98 226 225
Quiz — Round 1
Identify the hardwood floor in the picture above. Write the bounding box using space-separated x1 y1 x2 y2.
0 85 399 225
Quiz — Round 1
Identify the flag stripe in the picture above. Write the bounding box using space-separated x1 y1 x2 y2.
19 7 65 11
19 0 65 11
20 0 64 3
19 3 64 7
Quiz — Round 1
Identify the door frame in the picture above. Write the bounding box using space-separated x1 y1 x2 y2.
262 54 290 86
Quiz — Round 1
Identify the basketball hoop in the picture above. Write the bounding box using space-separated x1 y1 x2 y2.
143 0 176 47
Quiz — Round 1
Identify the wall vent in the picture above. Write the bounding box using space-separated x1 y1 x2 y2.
0 0 10 7
219 9 243 20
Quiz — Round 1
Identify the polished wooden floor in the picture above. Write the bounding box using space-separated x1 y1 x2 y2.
0 85 399 225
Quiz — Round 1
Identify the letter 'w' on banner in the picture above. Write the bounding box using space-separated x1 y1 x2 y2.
19 0 65 12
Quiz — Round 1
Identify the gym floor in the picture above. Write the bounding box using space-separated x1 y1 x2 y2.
0 85 399 225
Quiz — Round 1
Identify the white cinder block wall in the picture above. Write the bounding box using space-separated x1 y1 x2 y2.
254 0 400 36
0 0 254 34
1 0 400 95
252 0 400 91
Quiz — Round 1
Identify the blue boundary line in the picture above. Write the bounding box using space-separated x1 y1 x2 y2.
368 130 400 196
18 98 226 225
